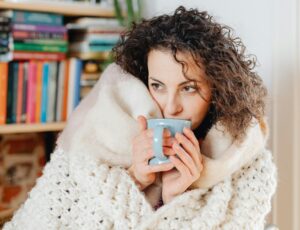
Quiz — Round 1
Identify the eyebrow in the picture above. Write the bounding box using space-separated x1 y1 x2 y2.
149 77 200 86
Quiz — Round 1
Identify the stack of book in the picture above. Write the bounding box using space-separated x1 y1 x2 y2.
0 10 84 125
0 10 67 61
67 17 124 98
0 16 12 62
67 17 123 59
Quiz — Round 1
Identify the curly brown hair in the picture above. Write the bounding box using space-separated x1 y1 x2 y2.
113 6 267 143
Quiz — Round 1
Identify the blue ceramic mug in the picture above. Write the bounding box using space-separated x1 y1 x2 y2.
147 118 192 165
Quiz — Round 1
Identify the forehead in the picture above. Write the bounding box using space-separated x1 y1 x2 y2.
147 49 206 83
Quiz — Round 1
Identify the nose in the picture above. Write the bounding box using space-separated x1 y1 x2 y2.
164 93 183 117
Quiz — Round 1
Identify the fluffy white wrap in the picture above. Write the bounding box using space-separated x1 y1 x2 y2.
3 63 277 230
58 63 268 189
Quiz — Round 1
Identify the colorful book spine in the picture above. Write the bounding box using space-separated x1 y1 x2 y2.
15 39 68 46
16 62 24 123
56 61 65 122
13 51 66 61
0 10 63 26
74 59 83 108
41 63 49 123
13 24 67 33
0 62 8 124
47 62 57 122
35 62 43 123
67 58 76 118
21 62 28 123
6 63 14 123
26 61 37 123
11 62 19 123
14 43 67 53
13 30 67 40
62 60 69 121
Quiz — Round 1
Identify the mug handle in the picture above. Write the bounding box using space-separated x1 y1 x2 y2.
153 125 168 160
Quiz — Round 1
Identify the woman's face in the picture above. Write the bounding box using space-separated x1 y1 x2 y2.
147 49 212 130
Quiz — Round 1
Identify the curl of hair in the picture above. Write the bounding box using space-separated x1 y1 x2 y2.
113 6 268 143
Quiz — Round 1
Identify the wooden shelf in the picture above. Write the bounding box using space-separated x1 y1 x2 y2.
0 122 66 134
0 0 116 17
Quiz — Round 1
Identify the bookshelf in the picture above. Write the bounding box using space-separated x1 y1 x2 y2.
0 1 121 226
0 1 117 133
0 0 115 17
0 122 66 134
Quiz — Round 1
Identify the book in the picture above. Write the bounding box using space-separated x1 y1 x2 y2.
0 38 9 46
21 62 28 123
0 10 63 26
11 62 19 123
66 58 76 119
69 51 110 60
0 62 8 124
26 61 37 123
61 60 69 121
0 16 11 24
41 63 49 123
0 25 11 32
14 39 68 46
13 51 66 61
0 32 9 40
74 59 83 109
69 41 114 53
6 63 14 124
16 62 24 124
73 17 121 27
47 62 57 123
13 30 67 40
35 62 43 123
13 24 67 33
67 58 82 118
55 61 65 122
14 43 68 53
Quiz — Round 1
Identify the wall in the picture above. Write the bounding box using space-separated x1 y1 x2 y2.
141 0 300 229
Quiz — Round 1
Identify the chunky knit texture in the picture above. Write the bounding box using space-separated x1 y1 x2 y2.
4 63 277 229
4 147 276 230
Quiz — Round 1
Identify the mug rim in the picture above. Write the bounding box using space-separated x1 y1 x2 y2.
147 118 191 123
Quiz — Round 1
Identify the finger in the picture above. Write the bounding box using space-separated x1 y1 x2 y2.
169 155 190 176
132 147 154 163
183 127 201 152
137 115 147 132
173 143 198 177
175 132 201 166
146 162 174 173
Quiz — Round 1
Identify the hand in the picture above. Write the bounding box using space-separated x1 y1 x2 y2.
162 127 203 204
129 115 176 190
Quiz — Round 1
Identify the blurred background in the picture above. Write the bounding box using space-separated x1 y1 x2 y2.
0 0 299 229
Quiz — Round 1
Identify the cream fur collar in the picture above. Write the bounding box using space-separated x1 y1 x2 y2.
57 63 267 189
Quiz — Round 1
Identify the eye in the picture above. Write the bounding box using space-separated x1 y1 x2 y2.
150 83 163 91
182 85 198 93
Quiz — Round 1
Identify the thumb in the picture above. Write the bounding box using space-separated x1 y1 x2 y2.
137 115 147 132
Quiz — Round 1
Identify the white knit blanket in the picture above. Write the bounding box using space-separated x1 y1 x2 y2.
4 64 277 230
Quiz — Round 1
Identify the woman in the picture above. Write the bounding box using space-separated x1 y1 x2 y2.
4 6 277 230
